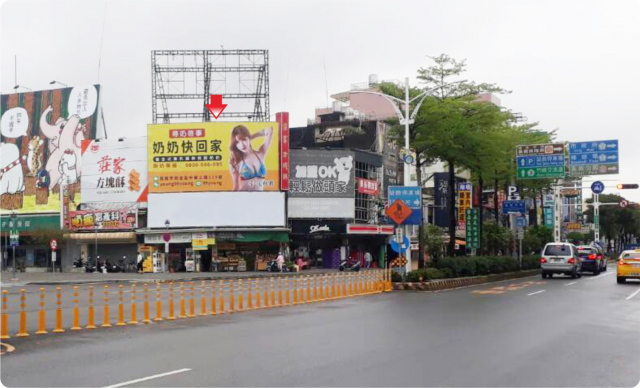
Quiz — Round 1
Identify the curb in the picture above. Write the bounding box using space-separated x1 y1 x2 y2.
393 269 539 291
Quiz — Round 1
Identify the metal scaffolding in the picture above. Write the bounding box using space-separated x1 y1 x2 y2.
151 50 270 124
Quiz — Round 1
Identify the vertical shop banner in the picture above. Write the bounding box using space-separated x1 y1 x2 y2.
458 182 472 228
357 178 379 196
147 122 280 193
433 173 465 228
68 208 138 230
544 207 554 228
387 186 422 225
465 208 480 249
276 112 290 190
1 85 101 213
81 137 148 203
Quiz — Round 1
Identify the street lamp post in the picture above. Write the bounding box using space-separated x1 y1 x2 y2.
13 85 32 92
11 212 17 280
164 220 170 273
350 78 464 272
49 80 68 88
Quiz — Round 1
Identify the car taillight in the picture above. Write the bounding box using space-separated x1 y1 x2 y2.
588 254 596 259
618 260 628 266
540 258 547 264
568 258 576 264
597 254 603 260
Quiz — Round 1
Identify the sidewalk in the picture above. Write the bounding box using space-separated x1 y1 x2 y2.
0 268 340 287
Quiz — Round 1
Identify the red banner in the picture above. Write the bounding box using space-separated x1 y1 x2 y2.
357 178 379 196
276 112 290 190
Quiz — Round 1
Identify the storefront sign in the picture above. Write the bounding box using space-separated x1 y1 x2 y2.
458 183 472 224
276 112 290 190
433 173 465 228
144 232 192 244
148 122 280 193
69 208 138 230
289 150 355 198
81 137 148 203
0 214 60 232
357 178 379 196
291 220 345 235
288 197 354 219
346 224 394 235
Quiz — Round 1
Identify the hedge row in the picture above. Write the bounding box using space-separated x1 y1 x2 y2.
403 255 540 282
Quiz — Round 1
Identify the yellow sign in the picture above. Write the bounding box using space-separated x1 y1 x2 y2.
192 237 215 250
458 191 471 222
148 122 280 193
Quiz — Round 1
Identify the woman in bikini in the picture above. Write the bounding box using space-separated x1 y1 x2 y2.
229 125 274 191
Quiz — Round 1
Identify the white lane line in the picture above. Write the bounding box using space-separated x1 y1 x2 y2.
102 368 191 388
565 282 578 286
527 290 546 296
626 289 640 301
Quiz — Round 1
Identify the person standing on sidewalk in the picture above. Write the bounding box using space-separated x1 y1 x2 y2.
364 250 373 268
136 252 144 274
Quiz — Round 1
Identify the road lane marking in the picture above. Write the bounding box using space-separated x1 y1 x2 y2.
0 343 15 355
527 290 545 296
565 282 578 286
102 368 191 388
626 289 640 301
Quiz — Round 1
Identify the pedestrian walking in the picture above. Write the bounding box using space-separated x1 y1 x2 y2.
136 252 144 274
364 250 372 268
276 252 285 272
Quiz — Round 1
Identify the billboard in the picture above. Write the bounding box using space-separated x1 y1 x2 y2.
147 192 285 228
289 150 355 198
0 85 101 213
288 197 355 218
69 208 138 231
147 122 280 193
81 137 148 203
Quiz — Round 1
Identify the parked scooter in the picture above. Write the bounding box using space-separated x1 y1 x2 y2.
339 259 361 272
266 260 289 273
73 258 84 268
104 260 124 273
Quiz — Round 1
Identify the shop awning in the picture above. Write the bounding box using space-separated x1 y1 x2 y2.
220 231 289 243
64 232 137 241
1 214 60 234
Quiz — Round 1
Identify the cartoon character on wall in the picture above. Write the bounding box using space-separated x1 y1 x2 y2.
24 136 44 195
39 105 85 191
334 155 353 183
0 142 26 196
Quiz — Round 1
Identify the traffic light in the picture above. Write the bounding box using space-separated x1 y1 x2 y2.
616 184 639 190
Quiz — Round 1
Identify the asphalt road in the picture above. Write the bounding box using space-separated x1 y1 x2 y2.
2 265 639 387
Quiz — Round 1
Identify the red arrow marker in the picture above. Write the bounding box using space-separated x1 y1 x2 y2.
205 95 228 119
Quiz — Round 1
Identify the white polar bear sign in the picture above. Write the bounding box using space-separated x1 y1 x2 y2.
289 150 355 198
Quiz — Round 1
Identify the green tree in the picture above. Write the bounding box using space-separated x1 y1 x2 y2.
423 225 445 264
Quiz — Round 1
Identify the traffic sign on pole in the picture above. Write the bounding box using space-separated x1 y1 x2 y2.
591 181 605 194
385 199 413 225
619 199 629 208
50 239 58 251
568 140 619 176
516 143 565 180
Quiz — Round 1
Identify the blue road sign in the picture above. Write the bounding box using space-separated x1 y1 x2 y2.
388 186 422 225
516 154 564 168
591 181 605 194
502 200 526 214
569 140 619 175
515 216 528 228
390 235 411 253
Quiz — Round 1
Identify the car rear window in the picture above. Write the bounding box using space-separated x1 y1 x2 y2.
622 252 640 259
544 245 572 256
577 247 595 256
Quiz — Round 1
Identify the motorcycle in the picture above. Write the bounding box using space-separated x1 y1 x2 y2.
266 260 289 273
104 260 124 273
73 258 84 268
339 259 361 272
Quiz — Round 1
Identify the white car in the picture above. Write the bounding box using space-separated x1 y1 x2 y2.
540 242 582 279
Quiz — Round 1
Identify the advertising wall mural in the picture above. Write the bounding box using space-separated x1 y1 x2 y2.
0 85 100 213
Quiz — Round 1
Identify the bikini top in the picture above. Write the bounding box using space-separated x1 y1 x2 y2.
239 152 266 180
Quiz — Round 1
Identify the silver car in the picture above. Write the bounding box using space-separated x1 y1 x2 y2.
541 243 583 279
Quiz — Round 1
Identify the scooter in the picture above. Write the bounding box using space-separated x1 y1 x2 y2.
339 259 361 272
73 258 84 268
266 260 289 273
104 260 124 273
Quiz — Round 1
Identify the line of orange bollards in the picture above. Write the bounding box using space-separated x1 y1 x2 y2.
0 269 390 338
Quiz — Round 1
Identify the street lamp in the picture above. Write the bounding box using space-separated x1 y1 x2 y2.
164 220 170 273
11 212 17 280
49 80 68 88
13 85 32 92
350 78 465 272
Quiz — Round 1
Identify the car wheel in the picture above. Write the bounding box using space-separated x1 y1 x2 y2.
602 263 607 272
617 277 626 284
594 267 600 276
548 273 553 278
541 272 547 279
571 269 578 279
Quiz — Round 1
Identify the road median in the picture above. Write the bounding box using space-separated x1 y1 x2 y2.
393 269 539 291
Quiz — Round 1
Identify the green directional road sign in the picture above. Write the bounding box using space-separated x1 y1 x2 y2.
518 166 565 179
465 208 480 250
517 143 566 180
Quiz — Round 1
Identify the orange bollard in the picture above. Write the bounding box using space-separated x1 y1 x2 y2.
319 275 325 301
128 284 138 325
179 282 186 318
101 285 112 328
238 279 244 312
298 276 304 304
35 288 47 335
324 274 330 300
255 278 261 309
263 277 269 308
16 289 29 337
313 276 319 302
87 286 97 329
270 277 275 307
154 283 163 322
332 274 337 300
116 285 126 326
386 268 392 292
168 282 176 320
349 273 354 297
278 277 283 307
228 280 235 313
306 275 311 303
142 284 151 324
210 280 217 316
1 290 10 339
188 281 196 318
247 278 254 310
52 287 64 333
71 286 82 330
219 279 225 313
292 277 298 305
285 277 291 306
200 280 207 316
336 274 342 299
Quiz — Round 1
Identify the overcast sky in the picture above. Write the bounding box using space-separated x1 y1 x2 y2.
2 0 639 201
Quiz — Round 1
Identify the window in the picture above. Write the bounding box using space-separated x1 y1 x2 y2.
544 244 571 256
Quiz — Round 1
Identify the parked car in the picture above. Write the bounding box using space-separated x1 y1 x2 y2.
540 242 582 279
576 245 603 275
616 249 640 284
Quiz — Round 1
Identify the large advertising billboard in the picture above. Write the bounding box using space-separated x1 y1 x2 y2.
81 137 148 203
69 208 138 231
0 85 101 213
147 122 280 193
